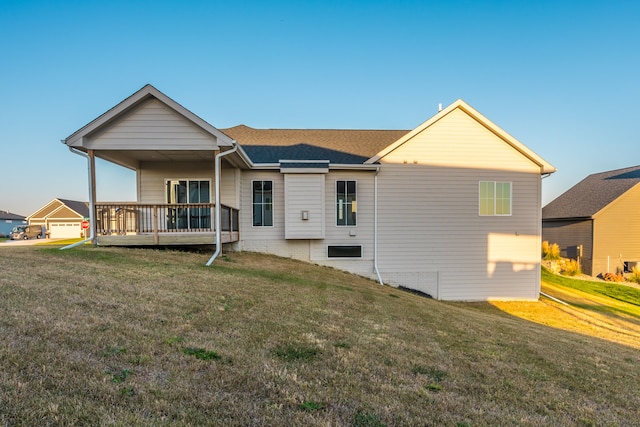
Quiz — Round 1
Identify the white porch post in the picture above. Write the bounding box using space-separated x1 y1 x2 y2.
88 149 97 245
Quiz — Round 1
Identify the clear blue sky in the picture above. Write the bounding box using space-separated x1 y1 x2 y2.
1 0 639 216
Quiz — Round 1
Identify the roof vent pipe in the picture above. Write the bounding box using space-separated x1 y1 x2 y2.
438 103 442 112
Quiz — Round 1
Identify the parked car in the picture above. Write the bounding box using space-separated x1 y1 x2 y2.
10 225 45 240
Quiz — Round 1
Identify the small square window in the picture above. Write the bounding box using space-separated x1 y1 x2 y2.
479 181 511 216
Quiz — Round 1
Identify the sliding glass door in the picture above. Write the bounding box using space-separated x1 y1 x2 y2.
166 180 211 230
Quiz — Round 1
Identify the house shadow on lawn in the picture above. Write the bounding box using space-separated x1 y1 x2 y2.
474 284 640 351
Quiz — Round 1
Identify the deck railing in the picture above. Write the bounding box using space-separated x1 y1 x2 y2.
94 203 239 236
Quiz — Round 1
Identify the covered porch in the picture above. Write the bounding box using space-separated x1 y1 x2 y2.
94 202 239 246
62 84 251 248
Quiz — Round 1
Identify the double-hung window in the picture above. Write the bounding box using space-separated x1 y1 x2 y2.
479 181 511 216
336 180 356 226
253 180 273 226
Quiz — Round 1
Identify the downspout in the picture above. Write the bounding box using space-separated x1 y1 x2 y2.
373 166 384 285
206 142 238 266
61 145 95 250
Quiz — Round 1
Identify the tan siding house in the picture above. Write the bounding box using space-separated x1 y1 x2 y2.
63 85 554 301
27 198 90 239
543 165 640 277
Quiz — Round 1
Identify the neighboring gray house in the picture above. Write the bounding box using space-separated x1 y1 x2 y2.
0 210 27 237
62 84 555 301
542 165 640 277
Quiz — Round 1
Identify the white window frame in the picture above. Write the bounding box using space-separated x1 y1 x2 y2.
252 180 274 227
479 181 512 216
336 180 357 227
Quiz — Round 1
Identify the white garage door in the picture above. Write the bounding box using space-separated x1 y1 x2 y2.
49 223 82 239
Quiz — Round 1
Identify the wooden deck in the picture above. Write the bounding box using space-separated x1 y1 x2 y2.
93 202 239 246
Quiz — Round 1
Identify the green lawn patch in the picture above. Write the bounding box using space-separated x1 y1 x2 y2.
542 267 640 317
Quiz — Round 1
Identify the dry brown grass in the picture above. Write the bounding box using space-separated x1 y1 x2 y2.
1 246 639 426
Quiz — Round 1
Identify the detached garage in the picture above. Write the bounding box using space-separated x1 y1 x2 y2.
28 198 89 239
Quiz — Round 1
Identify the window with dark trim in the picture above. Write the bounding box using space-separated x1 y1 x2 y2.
165 179 211 229
336 180 356 226
253 180 273 226
328 245 362 258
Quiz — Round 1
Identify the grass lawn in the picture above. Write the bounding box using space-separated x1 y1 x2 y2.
35 237 86 246
1 247 639 426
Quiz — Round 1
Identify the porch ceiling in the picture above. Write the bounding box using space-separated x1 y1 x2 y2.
95 149 216 169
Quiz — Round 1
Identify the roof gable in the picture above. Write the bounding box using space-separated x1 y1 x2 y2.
27 199 65 220
365 99 555 174
64 84 233 149
28 198 89 220
543 165 640 219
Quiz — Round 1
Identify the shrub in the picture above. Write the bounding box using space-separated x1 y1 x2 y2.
628 266 640 284
542 241 561 260
562 259 582 276
541 240 550 258
603 272 625 282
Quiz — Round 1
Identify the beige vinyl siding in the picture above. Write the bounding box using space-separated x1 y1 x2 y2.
138 161 237 207
376 107 542 301
238 170 376 275
86 98 218 150
309 171 375 276
382 108 539 174
592 184 640 276
240 171 285 243
284 174 325 239
220 167 241 209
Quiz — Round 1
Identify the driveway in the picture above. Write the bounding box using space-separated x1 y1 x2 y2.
0 238 67 247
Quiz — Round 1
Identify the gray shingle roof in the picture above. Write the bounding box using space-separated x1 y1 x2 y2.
0 210 26 220
221 125 409 164
542 165 640 219
58 199 90 218
241 144 369 164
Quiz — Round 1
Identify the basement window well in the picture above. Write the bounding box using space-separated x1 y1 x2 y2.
328 245 362 258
